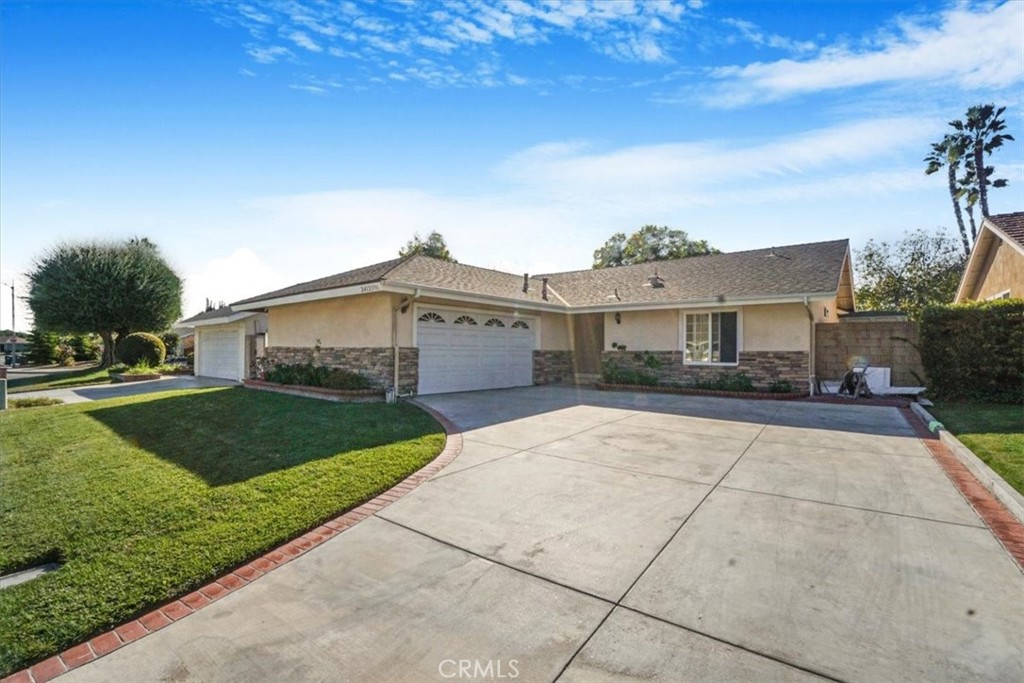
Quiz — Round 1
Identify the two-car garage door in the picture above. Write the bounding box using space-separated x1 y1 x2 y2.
416 308 535 395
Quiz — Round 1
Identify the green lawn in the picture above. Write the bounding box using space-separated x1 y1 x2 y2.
930 402 1024 495
0 387 444 676
7 364 112 394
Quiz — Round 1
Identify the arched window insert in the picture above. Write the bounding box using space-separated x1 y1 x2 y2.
454 315 478 325
484 318 506 327
511 320 530 329
418 312 446 323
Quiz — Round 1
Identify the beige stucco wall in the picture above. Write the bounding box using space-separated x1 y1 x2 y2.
540 311 572 351
976 241 1024 300
604 309 679 351
743 303 811 352
268 293 393 348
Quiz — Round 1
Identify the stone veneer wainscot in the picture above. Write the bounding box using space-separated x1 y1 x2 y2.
265 346 419 394
601 350 809 389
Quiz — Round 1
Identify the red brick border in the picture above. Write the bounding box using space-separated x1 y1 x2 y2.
899 406 1024 570
0 401 462 683
594 382 808 400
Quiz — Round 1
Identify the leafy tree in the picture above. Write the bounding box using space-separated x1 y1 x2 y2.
68 334 101 361
926 103 1014 256
399 231 456 262
593 225 718 268
25 329 60 365
855 229 965 320
26 239 183 366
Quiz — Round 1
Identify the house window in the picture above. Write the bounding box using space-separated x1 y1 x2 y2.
511 320 529 329
684 312 738 364
418 312 446 323
484 318 505 327
453 315 478 325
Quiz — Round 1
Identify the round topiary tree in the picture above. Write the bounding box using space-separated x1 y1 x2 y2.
115 332 166 367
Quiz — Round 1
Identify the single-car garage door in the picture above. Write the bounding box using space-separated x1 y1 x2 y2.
197 329 242 380
416 309 534 394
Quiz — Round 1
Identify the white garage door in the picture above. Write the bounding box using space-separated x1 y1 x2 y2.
417 309 535 395
198 329 241 380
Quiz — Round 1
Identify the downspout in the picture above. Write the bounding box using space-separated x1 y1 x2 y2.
803 297 816 395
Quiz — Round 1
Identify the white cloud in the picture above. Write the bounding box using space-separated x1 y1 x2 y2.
246 44 292 64
285 30 322 52
706 2 1024 107
182 248 287 319
722 18 816 53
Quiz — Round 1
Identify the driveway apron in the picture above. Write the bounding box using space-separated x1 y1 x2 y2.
55 387 1023 683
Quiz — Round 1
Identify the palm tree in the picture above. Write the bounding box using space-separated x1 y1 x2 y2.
925 135 971 257
951 104 1015 218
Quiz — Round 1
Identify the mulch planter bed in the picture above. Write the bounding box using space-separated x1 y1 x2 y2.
594 382 807 400
244 378 385 403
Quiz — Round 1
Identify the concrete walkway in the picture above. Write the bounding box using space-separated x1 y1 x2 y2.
55 386 1023 683
11 376 238 404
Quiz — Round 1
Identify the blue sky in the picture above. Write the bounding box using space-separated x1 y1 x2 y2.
2 0 1022 327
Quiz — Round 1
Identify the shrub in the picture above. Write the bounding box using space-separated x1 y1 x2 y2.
69 334 101 361
10 397 64 409
56 343 76 367
25 330 59 365
920 299 1023 403
601 358 658 386
263 363 373 390
768 379 794 393
115 332 166 367
695 372 755 392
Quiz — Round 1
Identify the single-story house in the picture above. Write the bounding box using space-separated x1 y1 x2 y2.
955 211 1024 302
228 238 855 395
176 306 268 381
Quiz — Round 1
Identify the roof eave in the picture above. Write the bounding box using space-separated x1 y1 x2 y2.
569 291 840 314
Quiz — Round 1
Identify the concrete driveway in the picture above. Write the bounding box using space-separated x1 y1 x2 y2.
56 386 1023 683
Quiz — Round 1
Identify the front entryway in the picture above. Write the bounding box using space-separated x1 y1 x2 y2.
415 308 535 394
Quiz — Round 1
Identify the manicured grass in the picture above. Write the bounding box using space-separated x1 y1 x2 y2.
0 387 444 675
7 364 112 394
9 397 65 409
930 402 1024 495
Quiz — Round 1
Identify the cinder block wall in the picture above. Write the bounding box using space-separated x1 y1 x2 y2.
815 321 924 386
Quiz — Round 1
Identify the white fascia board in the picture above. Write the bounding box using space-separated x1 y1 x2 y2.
382 284 568 313
186 312 259 328
569 292 838 314
232 282 386 310
987 220 1024 257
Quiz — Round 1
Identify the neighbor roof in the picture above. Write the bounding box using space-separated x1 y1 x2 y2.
987 211 1024 249
233 238 851 310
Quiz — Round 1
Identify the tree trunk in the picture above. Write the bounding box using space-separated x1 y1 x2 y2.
965 204 978 245
947 164 971 257
974 143 989 218
99 331 115 367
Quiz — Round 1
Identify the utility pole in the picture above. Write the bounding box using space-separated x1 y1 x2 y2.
4 281 15 367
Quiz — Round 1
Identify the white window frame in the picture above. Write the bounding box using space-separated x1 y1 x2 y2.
679 309 741 366
986 289 1011 301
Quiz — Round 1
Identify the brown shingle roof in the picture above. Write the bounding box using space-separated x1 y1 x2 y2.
233 257 407 306
988 212 1024 249
232 239 850 309
543 239 849 307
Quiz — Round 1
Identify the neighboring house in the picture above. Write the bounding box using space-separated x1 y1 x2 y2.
1 336 28 366
176 307 268 381
955 211 1024 303
229 239 855 396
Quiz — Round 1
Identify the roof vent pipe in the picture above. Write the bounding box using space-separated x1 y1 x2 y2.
541 278 549 301
523 273 529 293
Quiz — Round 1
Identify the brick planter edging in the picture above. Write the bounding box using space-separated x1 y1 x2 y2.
243 378 385 402
1 402 463 683
594 382 808 401
899 405 1024 571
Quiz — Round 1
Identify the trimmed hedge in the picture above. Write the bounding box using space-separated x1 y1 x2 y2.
920 299 1023 403
263 363 373 391
115 332 166 367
